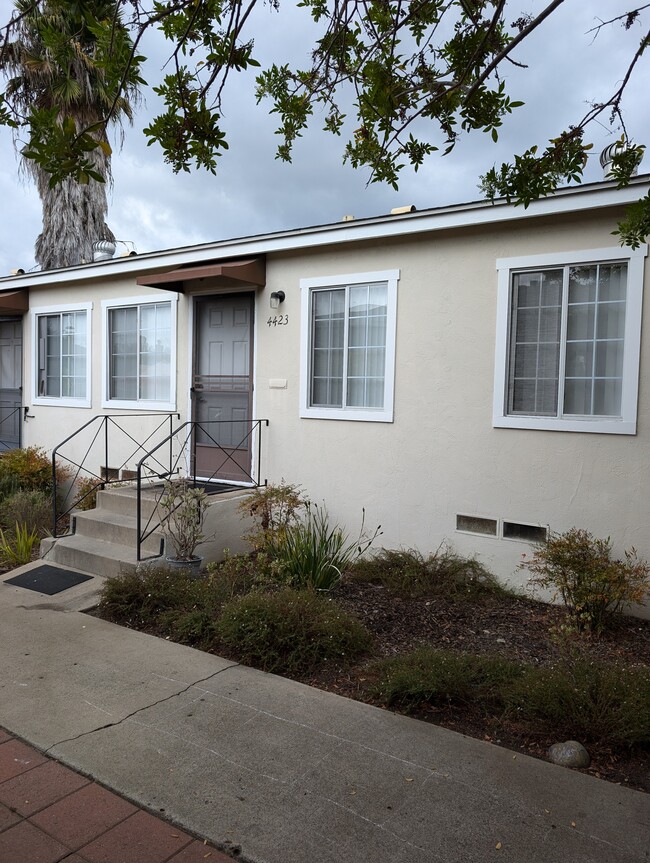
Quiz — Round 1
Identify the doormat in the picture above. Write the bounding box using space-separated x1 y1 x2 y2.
5 565 93 595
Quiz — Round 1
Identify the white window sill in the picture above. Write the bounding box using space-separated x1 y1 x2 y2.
102 400 177 412
33 397 91 409
301 407 394 422
493 415 636 435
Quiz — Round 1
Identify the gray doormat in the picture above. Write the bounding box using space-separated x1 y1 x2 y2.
5 565 93 595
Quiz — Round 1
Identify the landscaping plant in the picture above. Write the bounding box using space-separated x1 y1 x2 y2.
159 479 209 562
238 480 307 550
0 522 40 568
216 587 373 675
0 489 51 537
273 503 381 591
350 545 506 599
521 528 650 633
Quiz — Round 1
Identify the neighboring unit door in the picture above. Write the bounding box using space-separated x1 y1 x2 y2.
0 319 22 449
192 294 254 482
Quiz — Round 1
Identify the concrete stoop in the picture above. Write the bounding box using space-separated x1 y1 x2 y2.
41 485 253 578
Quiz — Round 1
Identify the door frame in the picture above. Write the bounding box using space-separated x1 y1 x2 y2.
189 292 256 484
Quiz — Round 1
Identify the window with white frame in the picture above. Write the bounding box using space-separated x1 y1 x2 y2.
493 245 647 434
32 304 91 406
300 269 399 421
102 296 176 410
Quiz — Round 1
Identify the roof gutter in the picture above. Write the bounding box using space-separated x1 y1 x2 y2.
1 177 647 291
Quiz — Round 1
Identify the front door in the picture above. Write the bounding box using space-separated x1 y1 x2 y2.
0 319 22 450
192 294 254 482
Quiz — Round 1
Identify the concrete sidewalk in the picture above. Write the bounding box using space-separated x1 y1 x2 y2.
1 562 649 863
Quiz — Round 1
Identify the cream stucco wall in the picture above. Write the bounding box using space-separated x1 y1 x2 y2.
253 209 650 603
15 205 650 607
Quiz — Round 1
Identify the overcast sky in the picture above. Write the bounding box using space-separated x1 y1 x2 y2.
0 0 648 274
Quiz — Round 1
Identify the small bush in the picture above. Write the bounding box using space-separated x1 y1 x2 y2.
0 489 52 536
73 476 103 511
508 659 650 746
272 504 380 591
216 588 373 675
371 647 523 710
522 528 650 633
239 480 308 550
98 561 258 646
0 446 69 494
0 522 40 568
350 546 506 599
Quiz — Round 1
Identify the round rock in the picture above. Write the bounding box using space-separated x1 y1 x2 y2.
547 740 590 768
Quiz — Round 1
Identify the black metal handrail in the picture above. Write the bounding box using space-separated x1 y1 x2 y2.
51 413 180 536
135 419 268 561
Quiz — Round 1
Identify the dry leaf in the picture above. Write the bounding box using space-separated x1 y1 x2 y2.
496 841 502 850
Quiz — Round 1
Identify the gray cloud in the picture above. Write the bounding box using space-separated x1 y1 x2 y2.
1 0 648 274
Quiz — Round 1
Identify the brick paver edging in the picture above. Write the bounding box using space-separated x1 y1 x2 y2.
0 727 234 863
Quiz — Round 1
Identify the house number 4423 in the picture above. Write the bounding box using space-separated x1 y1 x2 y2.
267 314 289 327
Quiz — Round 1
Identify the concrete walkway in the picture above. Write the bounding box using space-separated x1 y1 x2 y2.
1 561 649 863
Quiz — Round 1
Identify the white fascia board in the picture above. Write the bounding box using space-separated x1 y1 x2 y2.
2 177 648 292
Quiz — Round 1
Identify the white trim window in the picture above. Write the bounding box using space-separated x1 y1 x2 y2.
31 303 91 407
493 245 647 434
300 269 399 421
102 295 177 411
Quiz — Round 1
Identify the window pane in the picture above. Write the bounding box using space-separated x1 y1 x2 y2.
568 266 597 303
565 341 594 377
309 289 345 408
593 379 622 416
507 270 561 416
599 263 627 301
596 302 625 339
564 379 592 415
595 340 624 377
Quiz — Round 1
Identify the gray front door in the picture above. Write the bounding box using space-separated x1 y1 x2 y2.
0 319 22 449
192 295 253 482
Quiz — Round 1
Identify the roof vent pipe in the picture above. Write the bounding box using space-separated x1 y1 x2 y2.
92 240 116 262
600 141 643 179
390 205 416 215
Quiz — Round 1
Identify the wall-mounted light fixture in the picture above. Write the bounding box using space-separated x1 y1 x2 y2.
270 290 286 309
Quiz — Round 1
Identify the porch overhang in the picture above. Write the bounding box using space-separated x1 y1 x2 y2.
135 257 266 294
0 288 29 313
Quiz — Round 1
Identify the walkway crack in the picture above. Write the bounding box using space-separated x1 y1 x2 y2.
43 662 239 756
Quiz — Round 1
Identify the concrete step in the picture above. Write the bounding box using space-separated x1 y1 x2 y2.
40 534 155 578
95 485 164 520
73 509 163 557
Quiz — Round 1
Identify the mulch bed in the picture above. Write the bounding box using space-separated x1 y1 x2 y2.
290 582 650 793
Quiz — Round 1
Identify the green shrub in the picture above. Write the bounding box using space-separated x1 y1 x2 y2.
98 561 257 645
0 522 40 568
521 528 650 633
371 647 523 710
73 476 103 511
0 489 52 536
271 504 380 591
508 659 650 746
216 588 373 675
0 446 69 494
238 480 308 550
350 546 506 599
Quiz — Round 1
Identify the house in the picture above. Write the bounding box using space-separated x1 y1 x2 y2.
0 173 648 599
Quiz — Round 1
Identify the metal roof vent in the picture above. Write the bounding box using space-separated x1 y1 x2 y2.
92 240 116 262
600 141 643 179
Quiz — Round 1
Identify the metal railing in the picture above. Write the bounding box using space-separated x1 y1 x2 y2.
51 413 180 536
136 418 268 561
